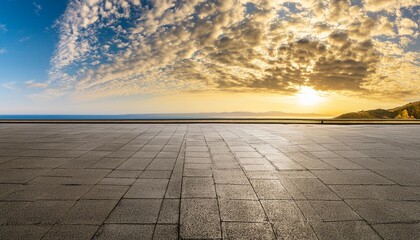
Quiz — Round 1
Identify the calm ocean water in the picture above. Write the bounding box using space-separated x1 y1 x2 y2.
0 114 202 120
0 113 329 120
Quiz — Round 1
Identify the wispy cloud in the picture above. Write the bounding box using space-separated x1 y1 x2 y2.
19 36 31 42
46 0 420 100
25 80 48 88
1 82 17 90
0 48 6 55
33 2 42 15
0 24 6 33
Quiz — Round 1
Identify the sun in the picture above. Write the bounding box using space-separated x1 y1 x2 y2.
296 86 324 106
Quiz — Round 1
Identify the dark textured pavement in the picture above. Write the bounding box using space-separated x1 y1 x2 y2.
0 124 419 239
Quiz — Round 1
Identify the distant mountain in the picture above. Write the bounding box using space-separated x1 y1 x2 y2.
336 101 420 119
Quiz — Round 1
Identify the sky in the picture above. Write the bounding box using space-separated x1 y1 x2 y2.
0 0 419 116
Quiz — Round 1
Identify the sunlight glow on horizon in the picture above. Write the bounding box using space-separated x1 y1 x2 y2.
296 86 324 106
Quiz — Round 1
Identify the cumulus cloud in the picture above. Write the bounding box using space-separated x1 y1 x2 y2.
45 0 420 100
364 0 397 12
398 17 418 36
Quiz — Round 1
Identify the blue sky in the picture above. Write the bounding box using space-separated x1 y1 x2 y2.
0 1 66 106
0 0 419 115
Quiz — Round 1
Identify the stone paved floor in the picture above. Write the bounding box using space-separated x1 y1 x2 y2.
0 124 419 240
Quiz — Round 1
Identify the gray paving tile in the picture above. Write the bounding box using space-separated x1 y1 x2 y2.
286 152 334 170
216 184 257 200
222 222 275 240
185 151 211 158
213 169 249 184
309 151 342 158
234 151 263 158
0 184 53 201
251 180 291 200
94 224 154 240
60 200 118 225
125 179 169 198
42 224 99 240
157 151 179 158
56 158 100 169
183 168 212 177
184 163 212 169
288 178 340 200
40 185 93 200
243 164 276 171
272 221 317 240
330 185 420 200
294 200 324 223
0 201 28 225
212 154 236 161
347 157 395 170
153 225 178 240
261 200 305 223
38 169 111 185
346 199 420 224
1 124 420 240
322 144 353 151
186 146 209 152
88 157 128 169
312 221 381 240
99 177 136 186
374 168 420 186
158 199 180 224
246 171 279 180
238 157 268 165
132 151 159 158
261 200 317 239
180 198 221 239
139 170 172 179
219 199 267 222
0 169 49 183
182 177 216 198
0 225 51 240
335 150 370 158
184 157 212 164
406 186 420 195
318 157 364 169
106 199 162 224
277 170 316 179
0 156 16 164
213 162 241 169
117 157 153 170
16 150 87 158
230 146 255 152
311 170 394 185
278 178 307 200
1 157 69 169
106 151 136 158
165 173 182 199
271 159 306 170
82 185 129 200
106 170 142 178
7 200 75 225
309 200 361 221
146 159 176 171
373 223 420 240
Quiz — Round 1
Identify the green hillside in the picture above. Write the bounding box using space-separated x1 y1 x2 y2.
336 101 420 119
